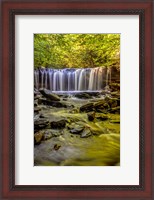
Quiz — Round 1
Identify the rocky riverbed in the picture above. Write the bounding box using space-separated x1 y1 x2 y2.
34 84 120 166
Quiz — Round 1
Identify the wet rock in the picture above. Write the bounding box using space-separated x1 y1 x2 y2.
34 114 40 121
34 107 41 113
80 127 92 138
38 98 46 105
43 129 62 138
34 89 40 96
109 106 120 114
39 89 60 101
40 99 67 108
74 92 91 99
34 131 44 145
86 91 100 96
53 144 61 151
96 114 108 121
111 91 120 97
94 100 105 109
87 111 95 121
43 130 53 140
50 101 67 108
34 94 42 100
103 103 110 109
40 114 45 118
70 124 84 134
34 119 49 131
108 99 118 108
109 83 120 91
100 90 111 95
66 104 74 109
50 120 66 129
80 102 94 112
95 109 107 113
34 100 38 107
116 99 120 106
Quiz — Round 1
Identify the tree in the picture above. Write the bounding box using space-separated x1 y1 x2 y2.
34 34 120 69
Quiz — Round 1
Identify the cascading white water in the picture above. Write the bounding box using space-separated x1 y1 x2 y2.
34 67 111 91
34 70 39 89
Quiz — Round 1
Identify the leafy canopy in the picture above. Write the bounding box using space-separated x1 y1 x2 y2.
34 34 120 69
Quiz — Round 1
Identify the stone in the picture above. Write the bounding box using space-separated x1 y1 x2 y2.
74 92 91 99
80 127 92 138
34 89 40 96
34 131 44 145
103 103 110 109
34 107 41 112
34 100 38 107
34 94 42 100
109 83 120 91
53 144 61 150
87 111 95 121
40 99 67 108
108 99 118 108
94 100 105 109
39 89 60 101
96 114 108 121
38 98 46 105
43 130 53 140
80 102 94 112
109 106 120 114
100 90 111 95
34 119 49 131
50 120 66 129
95 109 107 113
70 124 84 134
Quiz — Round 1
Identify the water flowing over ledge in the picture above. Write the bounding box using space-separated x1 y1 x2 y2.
34 67 119 92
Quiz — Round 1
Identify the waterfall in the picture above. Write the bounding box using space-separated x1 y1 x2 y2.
34 70 39 89
34 67 112 92
106 68 111 86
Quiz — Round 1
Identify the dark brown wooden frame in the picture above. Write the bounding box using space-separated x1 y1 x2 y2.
0 0 153 199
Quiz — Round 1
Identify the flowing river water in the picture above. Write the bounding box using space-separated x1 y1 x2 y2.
34 94 120 166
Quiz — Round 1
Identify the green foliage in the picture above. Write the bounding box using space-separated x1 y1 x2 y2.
34 34 120 69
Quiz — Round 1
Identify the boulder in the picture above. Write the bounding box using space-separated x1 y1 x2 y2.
103 103 110 109
42 130 53 140
34 119 49 131
80 102 94 112
34 89 40 96
100 90 111 95
109 106 120 114
34 107 41 113
34 100 38 107
108 99 118 108
94 100 105 108
111 91 120 97
50 119 66 129
70 124 84 134
74 92 91 99
39 89 60 101
96 114 108 121
87 111 95 121
80 127 92 138
109 83 120 91
34 94 42 100
39 99 67 108
34 131 44 145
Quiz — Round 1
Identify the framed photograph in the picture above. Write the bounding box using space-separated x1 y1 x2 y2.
1 0 153 199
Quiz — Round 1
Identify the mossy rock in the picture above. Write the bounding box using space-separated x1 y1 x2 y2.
34 131 44 145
